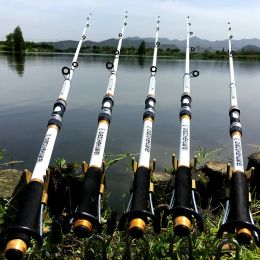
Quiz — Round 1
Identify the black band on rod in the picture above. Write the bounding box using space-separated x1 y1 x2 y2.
143 96 156 120
229 108 242 135
98 95 114 124
179 95 192 119
47 99 67 130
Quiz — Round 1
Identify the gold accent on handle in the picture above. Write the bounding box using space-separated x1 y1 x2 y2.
173 216 192 235
192 179 196 189
29 178 44 184
73 219 93 233
5 239 27 255
129 218 146 233
48 124 59 131
82 161 89 174
99 183 105 194
149 182 154 193
236 228 252 242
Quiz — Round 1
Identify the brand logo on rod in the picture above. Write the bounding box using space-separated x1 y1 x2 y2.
182 125 189 151
94 128 106 155
234 137 243 167
145 126 152 152
37 134 51 162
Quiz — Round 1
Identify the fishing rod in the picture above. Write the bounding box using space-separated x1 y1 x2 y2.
163 16 203 257
216 23 260 258
118 17 161 242
71 12 128 241
4 15 92 260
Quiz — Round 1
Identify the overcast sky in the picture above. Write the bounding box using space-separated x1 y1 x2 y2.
1 0 259 42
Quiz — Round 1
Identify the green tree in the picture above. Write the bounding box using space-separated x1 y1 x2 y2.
5 26 25 53
5 33 14 51
137 40 146 55
13 26 25 52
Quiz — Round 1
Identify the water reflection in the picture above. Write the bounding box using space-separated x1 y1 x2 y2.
137 56 145 67
6 54 25 77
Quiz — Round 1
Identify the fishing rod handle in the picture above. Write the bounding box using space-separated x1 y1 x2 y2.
128 166 151 236
4 181 43 259
73 167 103 237
172 166 192 236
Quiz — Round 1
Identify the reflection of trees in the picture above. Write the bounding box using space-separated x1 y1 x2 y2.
6 54 25 77
137 56 145 67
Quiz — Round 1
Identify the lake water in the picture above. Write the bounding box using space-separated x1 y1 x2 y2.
1 54 260 210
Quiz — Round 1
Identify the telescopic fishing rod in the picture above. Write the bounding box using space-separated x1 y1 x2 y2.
216 23 260 258
163 16 203 256
4 15 92 260
71 12 128 240
118 16 161 240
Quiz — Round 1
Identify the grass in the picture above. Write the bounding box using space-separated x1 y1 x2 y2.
0 152 259 259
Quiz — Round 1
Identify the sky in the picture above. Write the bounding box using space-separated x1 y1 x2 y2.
0 0 260 42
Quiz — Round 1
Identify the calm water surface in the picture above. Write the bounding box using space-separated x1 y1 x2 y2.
1 54 260 209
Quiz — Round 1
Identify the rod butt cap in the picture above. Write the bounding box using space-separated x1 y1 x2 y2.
173 216 191 237
73 219 93 238
236 228 252 245
5 239 27 260
129 218 146 238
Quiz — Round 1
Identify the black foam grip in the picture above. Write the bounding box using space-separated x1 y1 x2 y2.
15 181 43 229
76 167 102 216
7 181 43 244
130 167 150 211
173 166 192 209
229 172 251 223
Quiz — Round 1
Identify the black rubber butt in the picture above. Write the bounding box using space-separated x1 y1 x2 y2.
237 232 252 245
174 225 190 237
129 227 144 239
74 225 91 239
5 249 24 260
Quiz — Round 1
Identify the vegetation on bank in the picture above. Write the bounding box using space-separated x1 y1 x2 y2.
0 151 260 259
2 26 260 60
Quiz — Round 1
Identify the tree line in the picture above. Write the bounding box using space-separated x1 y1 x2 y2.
1 26 260 60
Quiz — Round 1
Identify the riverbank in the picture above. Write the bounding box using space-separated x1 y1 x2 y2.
0 156 259 259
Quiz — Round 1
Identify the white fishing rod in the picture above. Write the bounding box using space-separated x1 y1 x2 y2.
216 23 260 255
118 17 161 238
163 17 203 258
4 15 92 260
72 12 128 238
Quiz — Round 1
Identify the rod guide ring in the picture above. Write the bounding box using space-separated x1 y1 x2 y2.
124 22 127 26
106 61 114 70
190 32 193 35
82 35 86 40
118 33 122 37
156 41 160 46
150 66 157 73
114 49 120 55
192 70 199 77
230 50 235 55
190 47 195 51
62 66 70 76
72 61 78 68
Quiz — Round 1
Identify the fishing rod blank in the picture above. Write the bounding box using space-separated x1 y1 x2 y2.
163 16 203 247
216 23 260 253
71 12 128 238
4 15 92 260
118 17 161 238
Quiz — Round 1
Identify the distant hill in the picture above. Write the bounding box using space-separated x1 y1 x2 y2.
46 37 260 52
